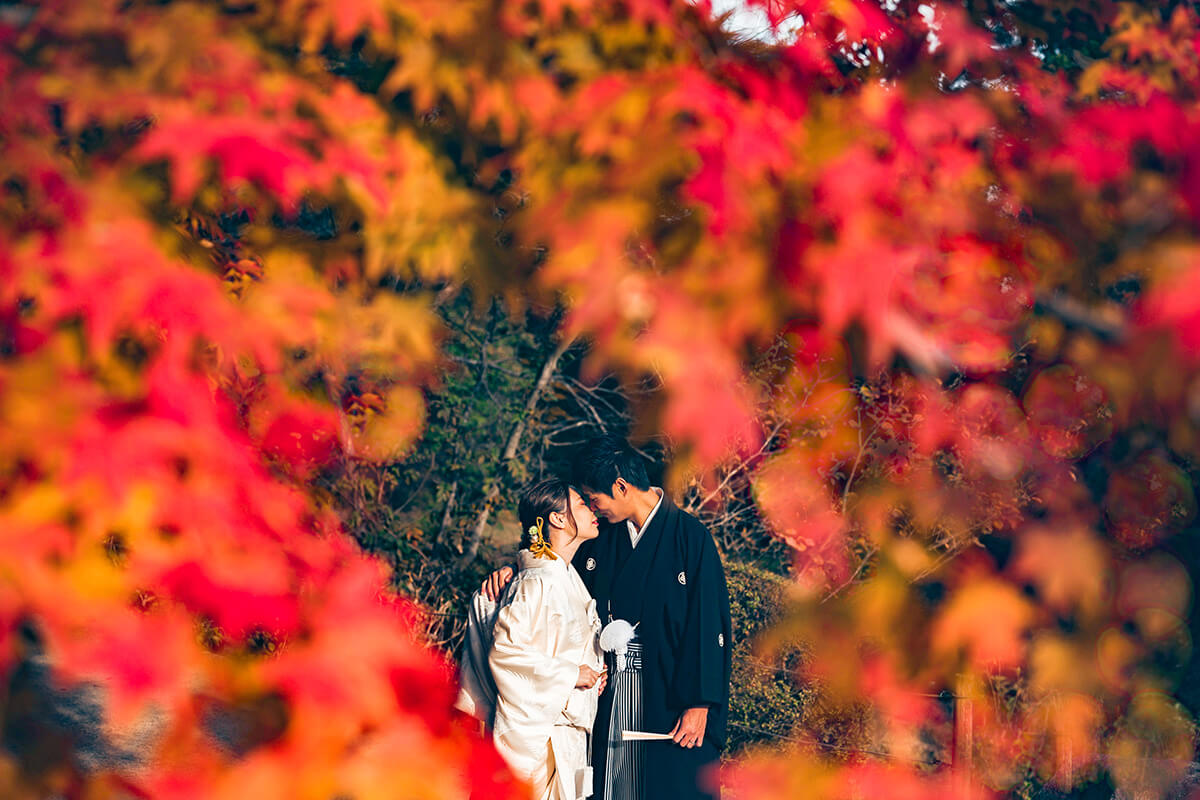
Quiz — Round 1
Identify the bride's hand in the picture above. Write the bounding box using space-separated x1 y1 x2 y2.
576 664 601 689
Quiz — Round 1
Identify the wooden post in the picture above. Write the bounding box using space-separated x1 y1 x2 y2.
1063 717 1073 788
953 675 973 800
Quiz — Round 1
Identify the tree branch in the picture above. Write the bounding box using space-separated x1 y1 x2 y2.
459 335 576 564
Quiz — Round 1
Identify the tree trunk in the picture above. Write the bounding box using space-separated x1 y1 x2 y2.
459 336 574 564
433 480 458 549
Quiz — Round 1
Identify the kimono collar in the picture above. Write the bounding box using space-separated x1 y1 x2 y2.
516 548 570 572
626 487 664 548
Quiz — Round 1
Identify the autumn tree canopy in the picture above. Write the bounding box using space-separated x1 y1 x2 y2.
3 0 1200 797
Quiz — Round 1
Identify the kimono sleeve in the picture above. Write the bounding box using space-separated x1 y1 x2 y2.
454 590 499 723
488 575 580 776
672 524 732 709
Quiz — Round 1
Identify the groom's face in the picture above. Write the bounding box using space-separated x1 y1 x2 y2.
582 483 627 524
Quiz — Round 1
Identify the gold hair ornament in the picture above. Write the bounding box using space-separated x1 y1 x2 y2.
527 516 558 560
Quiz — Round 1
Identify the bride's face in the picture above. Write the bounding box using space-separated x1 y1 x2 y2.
567 488 600 541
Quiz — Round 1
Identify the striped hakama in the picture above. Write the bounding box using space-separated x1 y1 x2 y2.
603 640 644 800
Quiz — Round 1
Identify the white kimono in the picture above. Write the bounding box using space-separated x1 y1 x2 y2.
489 549 603 800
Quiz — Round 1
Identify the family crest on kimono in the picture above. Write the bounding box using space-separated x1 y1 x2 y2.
458 434 732 800
456 479 606 800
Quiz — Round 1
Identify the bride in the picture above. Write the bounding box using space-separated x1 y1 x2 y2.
458 478 606 799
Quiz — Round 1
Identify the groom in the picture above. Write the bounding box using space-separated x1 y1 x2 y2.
485 435 732 799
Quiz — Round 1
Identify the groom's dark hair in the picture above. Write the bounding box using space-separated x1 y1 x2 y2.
576 434 651 496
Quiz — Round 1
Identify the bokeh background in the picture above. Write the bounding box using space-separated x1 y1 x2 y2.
2 0 1200 798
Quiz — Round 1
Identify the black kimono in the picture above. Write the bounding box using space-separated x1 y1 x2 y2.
573 496 732 800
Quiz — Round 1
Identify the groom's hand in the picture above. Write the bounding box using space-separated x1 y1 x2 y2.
669 706 708 749
481 566 514 601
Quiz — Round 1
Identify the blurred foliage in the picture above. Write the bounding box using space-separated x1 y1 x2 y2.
7 0 1200 797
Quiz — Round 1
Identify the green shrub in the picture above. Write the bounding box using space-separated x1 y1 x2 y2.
725 560 813 754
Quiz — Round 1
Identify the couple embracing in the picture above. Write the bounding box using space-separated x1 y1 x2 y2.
456 435 732 800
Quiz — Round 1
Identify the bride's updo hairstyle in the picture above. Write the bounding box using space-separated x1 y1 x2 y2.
518 478 579 550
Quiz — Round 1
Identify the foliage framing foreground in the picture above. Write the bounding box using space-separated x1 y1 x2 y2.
5 0 1200 797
